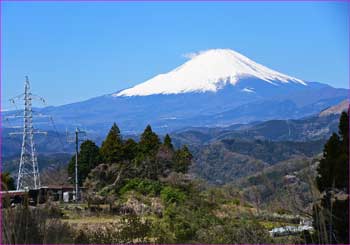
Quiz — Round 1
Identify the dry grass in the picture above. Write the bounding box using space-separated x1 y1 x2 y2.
66 216 120 224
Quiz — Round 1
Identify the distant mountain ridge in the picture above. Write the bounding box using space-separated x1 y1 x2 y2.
3 49 348 134
172 100 347 145
3 101 346 185
319 99 348 117
4 102 343 159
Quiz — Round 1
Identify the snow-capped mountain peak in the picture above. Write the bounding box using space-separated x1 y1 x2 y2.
116 49 306 97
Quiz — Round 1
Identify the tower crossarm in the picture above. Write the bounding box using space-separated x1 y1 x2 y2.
9 130 47 136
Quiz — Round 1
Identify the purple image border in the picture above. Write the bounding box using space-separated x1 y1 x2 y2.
0 0 349 245
1 1 3 245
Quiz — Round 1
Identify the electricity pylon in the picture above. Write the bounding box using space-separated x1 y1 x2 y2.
7 76 47 190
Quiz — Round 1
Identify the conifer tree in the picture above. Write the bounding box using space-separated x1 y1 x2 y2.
163 134 174 150
316 111 349 192
139 125 160 156
314 111 349 244
156 134 175 177
123 138 138 161
136 125 161 179
316 133 341 192
100 123 124 163
68 140 102 185
173 145 193 173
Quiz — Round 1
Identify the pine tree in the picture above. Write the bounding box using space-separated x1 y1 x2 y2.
313 111 349 244
123 138 138 161
100 123 124 163
316 133 341 192
173 145 193 173
338 111 349 190
154 134 175 176
339 111 349 145
68 140 102 185
136 125 161 179
316 112 349 192
163 134 174 150
139 125 160 156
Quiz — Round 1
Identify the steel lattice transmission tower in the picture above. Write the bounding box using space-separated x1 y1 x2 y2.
8 77 47 190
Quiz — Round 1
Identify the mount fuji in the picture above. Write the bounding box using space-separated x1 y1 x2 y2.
19 49 349 134
116 49 306 97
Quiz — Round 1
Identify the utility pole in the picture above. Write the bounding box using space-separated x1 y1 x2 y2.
6 76 47 190
75 129 78 202
67 127 86 201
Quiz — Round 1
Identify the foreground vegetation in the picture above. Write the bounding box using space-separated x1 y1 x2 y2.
2 181 294 244
2 112 349 244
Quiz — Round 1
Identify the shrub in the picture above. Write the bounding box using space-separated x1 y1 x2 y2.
2 205 74 244
119 178 162 196
276 207 290 215
160 186 186 204
160 204 198 243
78 214 152 244
231 198 240 206
74 230 90 244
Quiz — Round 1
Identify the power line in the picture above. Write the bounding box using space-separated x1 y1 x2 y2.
49 116 67 151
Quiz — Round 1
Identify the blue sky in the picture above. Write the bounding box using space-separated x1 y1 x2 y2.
1 1 349 108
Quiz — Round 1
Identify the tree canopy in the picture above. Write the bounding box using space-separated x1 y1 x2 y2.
314 111 349 244
84 123 193 196
163 134 174 150
139 125 161 156
68 140 102 185
173 145 193 173
100 123 124 164
316 111 349 192
1 172 15 190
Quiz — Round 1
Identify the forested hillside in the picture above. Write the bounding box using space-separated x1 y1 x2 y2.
189 139 324 184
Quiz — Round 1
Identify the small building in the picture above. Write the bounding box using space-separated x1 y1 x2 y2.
1 185 86 207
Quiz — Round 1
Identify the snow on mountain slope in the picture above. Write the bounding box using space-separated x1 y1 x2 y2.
116 49 306 97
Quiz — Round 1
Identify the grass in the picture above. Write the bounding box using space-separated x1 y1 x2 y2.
53 196 303 242
66 216 120 224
